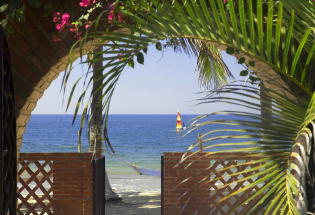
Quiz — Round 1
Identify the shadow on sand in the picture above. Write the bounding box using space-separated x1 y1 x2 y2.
105 191 161 215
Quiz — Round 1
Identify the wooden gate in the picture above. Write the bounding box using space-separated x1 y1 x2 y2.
0 26 17 215
162 152 267 215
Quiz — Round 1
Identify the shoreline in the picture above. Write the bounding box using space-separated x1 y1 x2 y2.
106 174 161 215
109 174 161 193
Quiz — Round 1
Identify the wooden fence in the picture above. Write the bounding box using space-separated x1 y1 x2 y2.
162 152 267 215
17 153 104 215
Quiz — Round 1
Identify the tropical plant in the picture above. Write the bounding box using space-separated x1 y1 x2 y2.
62 0 315 214
185 81 314 214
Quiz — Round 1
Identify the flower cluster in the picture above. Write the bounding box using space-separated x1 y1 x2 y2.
107 3 123 23
53 12 71 31
53 0 124 40
79 0 92 7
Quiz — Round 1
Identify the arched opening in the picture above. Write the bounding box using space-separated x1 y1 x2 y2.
19 45 245 213
7 1 313 214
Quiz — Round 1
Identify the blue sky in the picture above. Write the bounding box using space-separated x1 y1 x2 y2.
32 46 244 114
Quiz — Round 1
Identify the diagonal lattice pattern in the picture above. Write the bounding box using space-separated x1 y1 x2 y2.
208 158 266 215
17 160 53 215
163 152 268 215
17 153 95 215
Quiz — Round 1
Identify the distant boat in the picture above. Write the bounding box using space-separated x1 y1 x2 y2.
176 111 183 132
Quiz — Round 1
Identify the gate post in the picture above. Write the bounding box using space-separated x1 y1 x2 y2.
161 155 164 215
93 156 105 215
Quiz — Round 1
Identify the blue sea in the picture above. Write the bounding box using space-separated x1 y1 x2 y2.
21 114 244 175
21 115 199 174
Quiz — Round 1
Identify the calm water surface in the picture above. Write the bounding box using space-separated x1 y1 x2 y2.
22 114 240 174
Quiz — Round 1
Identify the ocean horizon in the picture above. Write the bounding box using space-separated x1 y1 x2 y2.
22 114 243 175
22 114 205 175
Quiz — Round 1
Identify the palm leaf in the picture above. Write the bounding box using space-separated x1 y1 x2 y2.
165 38 232 89
184 81 314 214
64 0 315 136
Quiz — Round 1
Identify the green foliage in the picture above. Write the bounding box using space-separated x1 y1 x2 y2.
226 47 235 55
155 42 162 51
238 57 245 64
240 70 248 76
165 38 232 89
63 0 315 213
136 52 144 64
185 81 313 214
0 4 8 13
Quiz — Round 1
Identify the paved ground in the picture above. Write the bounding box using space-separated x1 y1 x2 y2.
106 174 161 215
105 191 161 215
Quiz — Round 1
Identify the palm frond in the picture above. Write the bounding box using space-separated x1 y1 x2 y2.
165 38 232 89
282 0 315 52
125 0 315 92
184 81 314 214
62 0 315 159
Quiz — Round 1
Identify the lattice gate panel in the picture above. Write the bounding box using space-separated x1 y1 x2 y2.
163 152 269 215
208 157 267 215
17 160 53 215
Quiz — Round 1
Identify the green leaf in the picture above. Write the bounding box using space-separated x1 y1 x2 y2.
240 70 248 76
249 61 255 67
0 4 8 13
142 47 148 54
128 59 135 68
238 57 245 64
226 47 235 54
186 81 311 214
136 52 144 64
249 76 259 82
155 42 162 51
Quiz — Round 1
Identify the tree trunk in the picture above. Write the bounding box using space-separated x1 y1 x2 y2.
90 46 120 201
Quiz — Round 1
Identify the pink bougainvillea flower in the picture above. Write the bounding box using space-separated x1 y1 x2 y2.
84 24 90 29
79 0 91 7
53 16 59 23
107 3 123 24
61 13 71 25
108 10 114 23
55 24 62 31
54 13 71 31
53 12 61 23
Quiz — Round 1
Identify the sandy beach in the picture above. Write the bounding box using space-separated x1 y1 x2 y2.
106 174 161 215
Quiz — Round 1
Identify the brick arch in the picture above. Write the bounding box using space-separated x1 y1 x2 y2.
9 2 307 154
6 1 98 153
15 54 78 153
